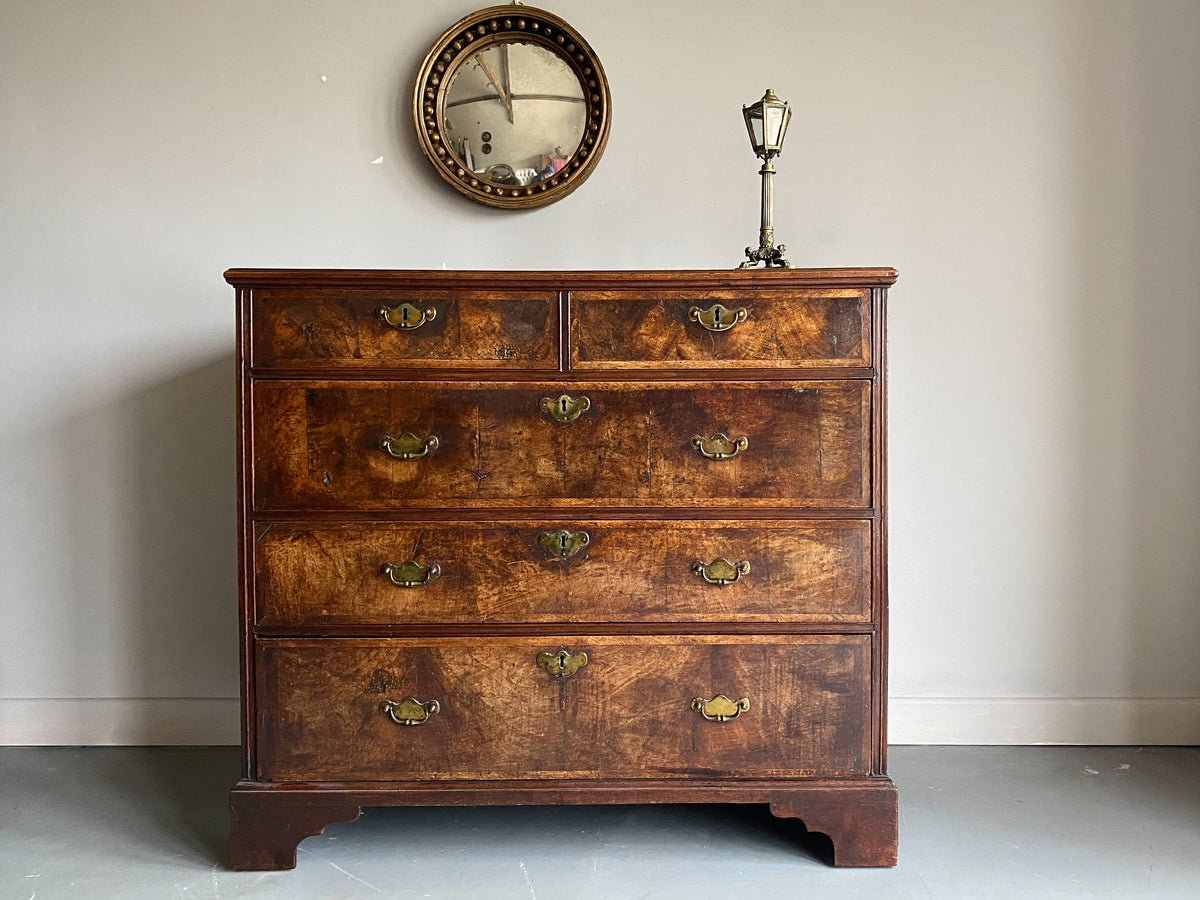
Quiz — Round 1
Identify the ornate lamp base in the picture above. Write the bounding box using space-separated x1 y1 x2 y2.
740 240 793 269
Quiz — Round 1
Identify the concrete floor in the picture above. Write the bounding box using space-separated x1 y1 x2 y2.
1 747 1197 899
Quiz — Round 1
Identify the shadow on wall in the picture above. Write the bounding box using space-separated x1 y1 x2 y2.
57 354 239 736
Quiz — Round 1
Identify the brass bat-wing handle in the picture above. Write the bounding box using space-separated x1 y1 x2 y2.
690 432 748 460
380 560 441 587
380 697 441 725
691 557 751 586
691 695 750 722
379 432 439 460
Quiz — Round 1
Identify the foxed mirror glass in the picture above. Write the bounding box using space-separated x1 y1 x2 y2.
414 6 611 209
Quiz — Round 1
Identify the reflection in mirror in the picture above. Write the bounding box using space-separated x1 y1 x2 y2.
444 41 585 188
413 6 611 209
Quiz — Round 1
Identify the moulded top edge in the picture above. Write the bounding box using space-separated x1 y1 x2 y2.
223 267 899 289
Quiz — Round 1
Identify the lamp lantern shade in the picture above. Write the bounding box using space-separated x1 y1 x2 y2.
742 89 792 159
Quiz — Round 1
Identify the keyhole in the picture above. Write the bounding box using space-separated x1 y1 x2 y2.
559 533 568 551
560 397 568 414
402 306 410 323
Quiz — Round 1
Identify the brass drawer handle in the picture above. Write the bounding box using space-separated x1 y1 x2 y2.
691 695 750 722
536 648 588 678
537 529 590 559
381 560 441 587
378 302 436 330
688 303 747 332
690 432 748 460
380 432 439 460
691 557 750 586
380 697 441 725
540 393 591 423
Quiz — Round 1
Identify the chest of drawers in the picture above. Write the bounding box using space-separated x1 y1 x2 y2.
227 268 898 869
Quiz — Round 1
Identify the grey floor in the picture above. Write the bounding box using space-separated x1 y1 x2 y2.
1 747 1197 899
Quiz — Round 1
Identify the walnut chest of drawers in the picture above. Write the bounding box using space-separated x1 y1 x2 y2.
227 267 898 869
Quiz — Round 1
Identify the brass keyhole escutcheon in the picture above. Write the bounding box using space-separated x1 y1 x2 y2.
378 302 437 330
537 529 590 559
688 303 748 332
539 394 591 423
536 648 588 678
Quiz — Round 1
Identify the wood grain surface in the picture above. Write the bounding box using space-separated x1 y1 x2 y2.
251 288 557 369
253 519 872 626
255 634 871 782
251 381 870 509
571 289 870 368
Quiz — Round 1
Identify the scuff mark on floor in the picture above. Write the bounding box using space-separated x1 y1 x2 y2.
327 860 385 894
519 860 536 900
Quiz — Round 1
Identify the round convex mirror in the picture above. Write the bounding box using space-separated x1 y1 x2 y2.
414 6 611 209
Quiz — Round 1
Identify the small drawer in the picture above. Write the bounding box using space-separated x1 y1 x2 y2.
251 288 557 370
255 635 872 782
253 519 872 628
570 289 870 369
251 380 870 510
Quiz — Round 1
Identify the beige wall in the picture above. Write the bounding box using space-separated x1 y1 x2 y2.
1 0 1197 744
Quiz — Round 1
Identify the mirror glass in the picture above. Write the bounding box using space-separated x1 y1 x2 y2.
444 41 585 188
413 6 611 209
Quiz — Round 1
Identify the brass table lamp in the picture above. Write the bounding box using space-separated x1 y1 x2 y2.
739 89 794 268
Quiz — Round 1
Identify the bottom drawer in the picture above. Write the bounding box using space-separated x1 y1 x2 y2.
255 635 872 782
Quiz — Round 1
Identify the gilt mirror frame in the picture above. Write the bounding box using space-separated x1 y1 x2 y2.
413 5 611 209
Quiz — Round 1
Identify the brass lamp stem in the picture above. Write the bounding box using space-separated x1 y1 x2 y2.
740 157 793 269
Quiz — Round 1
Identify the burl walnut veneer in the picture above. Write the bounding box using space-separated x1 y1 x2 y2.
228 268 898 870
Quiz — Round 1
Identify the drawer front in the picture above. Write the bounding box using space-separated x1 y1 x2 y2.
252 381 870 509
570 289 870 369
255 635 871 782
254 519 872 627
251 289 557 369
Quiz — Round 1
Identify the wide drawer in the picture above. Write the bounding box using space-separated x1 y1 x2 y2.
252 381 870 509
250 288 557 370
255 635 871 781
254 519 872 627
570 289 870 369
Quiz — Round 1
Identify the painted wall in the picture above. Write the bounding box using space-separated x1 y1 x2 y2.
1 0 1197 745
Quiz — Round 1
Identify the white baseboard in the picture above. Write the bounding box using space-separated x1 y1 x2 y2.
2 696 1197 746
0 698 240 746
889 696 1200 745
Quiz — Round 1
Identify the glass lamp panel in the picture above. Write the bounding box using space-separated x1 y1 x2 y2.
775 106 791 149
745 108 765 152
764 105 785 149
